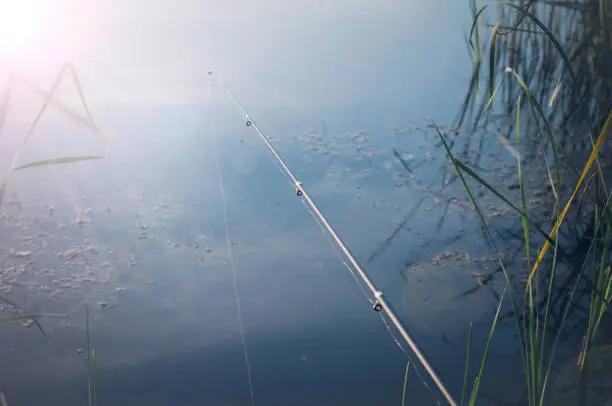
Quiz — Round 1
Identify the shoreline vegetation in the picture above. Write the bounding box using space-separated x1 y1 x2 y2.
435 0 612 405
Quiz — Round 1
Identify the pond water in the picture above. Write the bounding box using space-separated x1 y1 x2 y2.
0 1 593 405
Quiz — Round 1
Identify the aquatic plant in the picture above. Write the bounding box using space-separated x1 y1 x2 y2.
437 0 612 404
0 65 107 328
85 302 97 406
0 63 107 206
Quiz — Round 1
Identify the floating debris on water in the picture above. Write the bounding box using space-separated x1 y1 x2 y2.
20 319 34 328
57 249 80 260
9 250 32 259
432 249 472 266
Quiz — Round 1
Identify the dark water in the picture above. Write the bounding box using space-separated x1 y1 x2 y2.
0 2 591 406
0 102 528 405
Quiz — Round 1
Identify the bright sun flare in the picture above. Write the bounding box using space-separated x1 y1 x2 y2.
0 1 52 60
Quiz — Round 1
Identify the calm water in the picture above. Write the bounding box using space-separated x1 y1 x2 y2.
0 1 586 405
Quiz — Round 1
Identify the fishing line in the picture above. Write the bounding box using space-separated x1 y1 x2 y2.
301 194 439 402
208 71 458 406
254 131 297 191
209 84 257 406
300 197 372 304
377 312 441 405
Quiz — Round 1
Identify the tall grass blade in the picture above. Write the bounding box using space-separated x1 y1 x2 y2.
454 160 557 247
66 64 102 138
85 302 95 406
539 275 582 406
538 228 561 402
12 156 104 172
460 322 474 406
0 297 48 336
506 68 561 192
401 360 410 406
499 3 577 82
0 64 107 208
527 111 612 289
0 67 65 206
0 314 45 324
469 290 505 406
548 79 562 108
478 77 505 125
468 2 488 103
515 95 529 266
468 4 487 57
514 94 540 404
489 24 502 98
432 120 529 383
91 349 97 406
13 70 111 139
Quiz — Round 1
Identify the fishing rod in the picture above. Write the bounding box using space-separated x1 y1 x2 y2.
208 70 458 406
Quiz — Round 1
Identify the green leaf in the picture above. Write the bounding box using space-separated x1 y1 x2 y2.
401 360 411 406
469 289 505 405
454 160 556 246
460 322 474 406
0 314 45 324
488 23 502 98
0 298 50 335
12 156 103 171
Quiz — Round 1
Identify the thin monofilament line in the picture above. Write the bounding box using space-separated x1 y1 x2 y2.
210 101 257 406
377 313 441 404
213 75 300 187
304 199 440 403
209 72 458 406
300 198 372 304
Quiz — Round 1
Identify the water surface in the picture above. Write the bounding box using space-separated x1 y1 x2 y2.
0 1 577 405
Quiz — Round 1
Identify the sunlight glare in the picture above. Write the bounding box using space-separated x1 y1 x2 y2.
0 1 57 63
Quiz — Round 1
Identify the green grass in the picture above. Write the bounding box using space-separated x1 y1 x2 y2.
436 1 612 404
85 302 97 406
401 360 411 406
